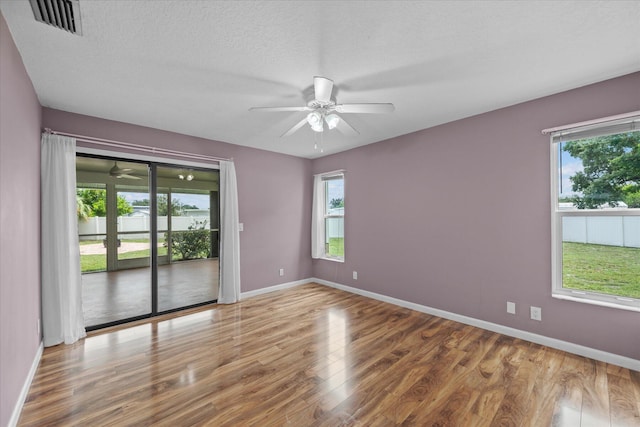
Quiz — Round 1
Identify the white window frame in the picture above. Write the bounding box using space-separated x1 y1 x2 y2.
548 113 640 312
312 170 345 262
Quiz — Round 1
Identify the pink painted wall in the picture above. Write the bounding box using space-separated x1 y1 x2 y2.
41 109 313 293
0 12 43 426
312 72 640 361
2 9 638 423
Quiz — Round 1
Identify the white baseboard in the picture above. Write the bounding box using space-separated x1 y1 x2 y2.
240 278 311 300
307 278 640 372
8 341 43 427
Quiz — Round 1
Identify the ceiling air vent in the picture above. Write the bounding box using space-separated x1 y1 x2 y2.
29 0 82 35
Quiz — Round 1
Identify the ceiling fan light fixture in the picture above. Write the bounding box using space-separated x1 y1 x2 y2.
307 111 322 126
325 114 340 130
250 76 394 140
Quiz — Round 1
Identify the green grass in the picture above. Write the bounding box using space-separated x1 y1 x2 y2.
81 254 107 272
563 242 640 298
328 237 344 258
80 242 168 273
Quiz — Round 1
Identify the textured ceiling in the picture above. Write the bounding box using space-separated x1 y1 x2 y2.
1 1 639 159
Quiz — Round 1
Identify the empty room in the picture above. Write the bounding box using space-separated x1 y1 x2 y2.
1 1 639 426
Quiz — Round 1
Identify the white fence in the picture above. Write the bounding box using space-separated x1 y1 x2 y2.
563 216 640 248
80 214 637 248
326 217 344 243
78 216 211 240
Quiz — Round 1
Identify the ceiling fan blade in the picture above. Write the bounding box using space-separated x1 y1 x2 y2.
336 116 359 136
334 103 395 114
249 106 311 112
110 162 134 175
314 76 333 103
117 174 141 180
281 117 309 137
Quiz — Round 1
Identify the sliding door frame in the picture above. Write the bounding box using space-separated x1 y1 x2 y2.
77 152 220 331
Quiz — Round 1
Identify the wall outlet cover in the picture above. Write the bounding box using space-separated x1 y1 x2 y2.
530 306 542 321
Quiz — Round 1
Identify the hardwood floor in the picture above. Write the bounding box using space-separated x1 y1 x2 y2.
19 283 640 426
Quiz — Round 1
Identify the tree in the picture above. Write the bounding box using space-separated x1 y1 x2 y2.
76 189 133 217
157 195 184 216
622 184 640 208
76 195 92 221
330 198 344 209
563 132 640 209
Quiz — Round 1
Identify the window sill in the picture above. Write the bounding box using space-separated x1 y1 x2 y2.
552 292 640 313
319 256 344 263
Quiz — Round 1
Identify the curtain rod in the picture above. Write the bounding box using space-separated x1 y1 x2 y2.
541 110 640 135
44 128 232 163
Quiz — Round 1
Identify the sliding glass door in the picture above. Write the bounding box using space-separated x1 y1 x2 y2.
76 155 219 329
157 166 219 311
76 157 152 327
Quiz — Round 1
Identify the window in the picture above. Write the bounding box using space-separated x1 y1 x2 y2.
549 114 640 311
312 171 345 261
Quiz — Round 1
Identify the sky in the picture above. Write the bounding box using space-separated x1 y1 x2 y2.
121 179 345 211
559 143 583 199
327 178 344 206
121 192 210 210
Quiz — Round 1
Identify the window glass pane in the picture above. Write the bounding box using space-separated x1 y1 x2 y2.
325 217 344 258
76 157 151 327
562 216 640 299
79 234 107 273
323 175 344 259
325 177 344 215
558 132 640 209
157 166 219 312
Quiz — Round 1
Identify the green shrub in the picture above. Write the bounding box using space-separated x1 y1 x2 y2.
166 220 211 260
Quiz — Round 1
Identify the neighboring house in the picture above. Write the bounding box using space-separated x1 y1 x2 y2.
183 208 210 217
129 207 150 216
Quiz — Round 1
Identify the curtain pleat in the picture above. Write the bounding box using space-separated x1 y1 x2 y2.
311 174 324 258
41 133 86 346
218 160 241 304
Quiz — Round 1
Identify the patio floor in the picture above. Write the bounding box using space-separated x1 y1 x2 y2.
82 258 219 327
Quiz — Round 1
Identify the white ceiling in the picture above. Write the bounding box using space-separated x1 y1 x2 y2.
1 1 639 159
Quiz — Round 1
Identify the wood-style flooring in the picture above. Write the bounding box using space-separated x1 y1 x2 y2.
19 283 640 426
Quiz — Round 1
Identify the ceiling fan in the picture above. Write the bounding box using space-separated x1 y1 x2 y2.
109 162 140 180
249 76 394 137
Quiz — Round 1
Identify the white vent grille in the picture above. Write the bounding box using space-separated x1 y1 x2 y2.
29 0 82 35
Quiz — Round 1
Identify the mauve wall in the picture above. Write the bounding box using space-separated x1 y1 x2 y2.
312 72 640 360
42 108 313 293
0 12 43 426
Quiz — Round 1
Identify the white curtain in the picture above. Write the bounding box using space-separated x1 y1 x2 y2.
41 133 86 346
218 160 241 304
311 173 324 258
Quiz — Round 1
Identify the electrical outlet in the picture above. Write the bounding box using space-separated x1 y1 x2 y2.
507 301 516 314
279 268 284 277
353 271 358 280
530 306 542 321
238 223 244 232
